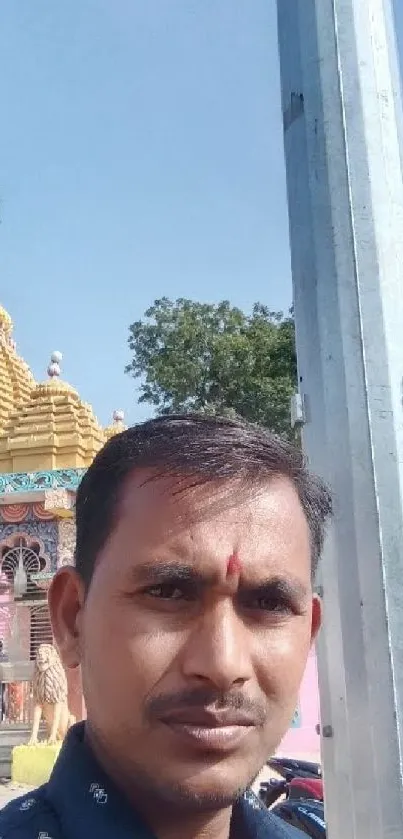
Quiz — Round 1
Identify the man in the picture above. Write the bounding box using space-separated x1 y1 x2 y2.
0 414 332 838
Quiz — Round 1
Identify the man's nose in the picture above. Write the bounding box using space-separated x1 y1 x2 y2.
181 600 253 691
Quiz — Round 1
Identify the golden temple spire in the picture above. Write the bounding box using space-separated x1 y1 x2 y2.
0 303 35 437
0 304 13 335
0 350 106 473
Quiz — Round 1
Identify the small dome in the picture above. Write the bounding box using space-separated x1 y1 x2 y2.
36 352 78 398
105 409 127 441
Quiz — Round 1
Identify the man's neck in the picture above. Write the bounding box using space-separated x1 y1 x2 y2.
85 724 233 839
141 806 232 839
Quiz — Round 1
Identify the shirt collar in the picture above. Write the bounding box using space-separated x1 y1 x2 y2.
47 723 154 839
47 722 283 839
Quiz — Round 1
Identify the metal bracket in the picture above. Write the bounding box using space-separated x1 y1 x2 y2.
290 392 306 428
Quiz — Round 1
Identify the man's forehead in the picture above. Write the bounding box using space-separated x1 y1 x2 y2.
115 470 310 549
120 469 300 512
92 472 312 587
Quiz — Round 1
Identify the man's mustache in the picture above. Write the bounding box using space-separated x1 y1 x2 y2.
146 687 267 726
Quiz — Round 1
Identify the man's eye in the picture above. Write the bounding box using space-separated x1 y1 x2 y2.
146 585 185 601
246 597 293 614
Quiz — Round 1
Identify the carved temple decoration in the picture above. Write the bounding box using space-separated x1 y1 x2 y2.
57 520 76 568
0 468 85 495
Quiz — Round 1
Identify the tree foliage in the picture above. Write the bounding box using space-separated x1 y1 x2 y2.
126 298 297 437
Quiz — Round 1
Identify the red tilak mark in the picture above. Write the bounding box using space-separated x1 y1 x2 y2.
226 552 242 576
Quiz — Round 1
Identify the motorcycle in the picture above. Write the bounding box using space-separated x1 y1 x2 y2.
266 757 322 780
259 757 326 838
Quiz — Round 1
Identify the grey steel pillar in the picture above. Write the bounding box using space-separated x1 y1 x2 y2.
276 2 403 837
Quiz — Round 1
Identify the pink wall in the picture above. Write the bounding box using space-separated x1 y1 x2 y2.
277 647 321 759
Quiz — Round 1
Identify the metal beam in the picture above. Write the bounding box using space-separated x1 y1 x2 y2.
276 2 403 837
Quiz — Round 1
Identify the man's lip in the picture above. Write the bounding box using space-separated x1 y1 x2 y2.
158 709 257 727
163 723 252 751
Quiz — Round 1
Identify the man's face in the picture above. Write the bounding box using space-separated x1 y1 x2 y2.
53 474 320 808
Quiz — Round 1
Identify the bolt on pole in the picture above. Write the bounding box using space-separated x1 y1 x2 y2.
276 1 403 837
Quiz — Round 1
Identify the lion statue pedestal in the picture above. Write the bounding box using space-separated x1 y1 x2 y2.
12 742 63 786
11 644 75 786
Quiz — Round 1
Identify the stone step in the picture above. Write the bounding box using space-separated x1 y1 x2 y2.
0 730 29 746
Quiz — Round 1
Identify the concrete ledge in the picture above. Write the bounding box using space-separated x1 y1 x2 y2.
12 743 61 786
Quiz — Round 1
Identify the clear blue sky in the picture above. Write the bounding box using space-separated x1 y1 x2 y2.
1 2 402 427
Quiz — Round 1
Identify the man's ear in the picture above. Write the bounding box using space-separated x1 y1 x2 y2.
310 593 322 645
48 567 85 670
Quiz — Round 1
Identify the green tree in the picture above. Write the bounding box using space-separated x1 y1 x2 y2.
126 298 297 437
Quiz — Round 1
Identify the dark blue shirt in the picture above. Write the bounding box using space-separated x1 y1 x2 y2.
0 723 305 838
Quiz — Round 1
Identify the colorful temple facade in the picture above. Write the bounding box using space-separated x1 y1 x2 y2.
0 303 125 751
0 302 320 760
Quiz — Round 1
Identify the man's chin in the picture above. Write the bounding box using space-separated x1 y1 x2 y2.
147 764 258 812
151 781 248 812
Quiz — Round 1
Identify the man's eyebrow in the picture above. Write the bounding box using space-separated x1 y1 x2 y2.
239 577 310 603
129 562 207 585
128 563 309 600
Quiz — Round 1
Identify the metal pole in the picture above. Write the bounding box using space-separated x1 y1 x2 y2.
276 2 403 837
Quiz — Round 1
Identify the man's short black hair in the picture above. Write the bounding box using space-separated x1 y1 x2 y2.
74 413 332 585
